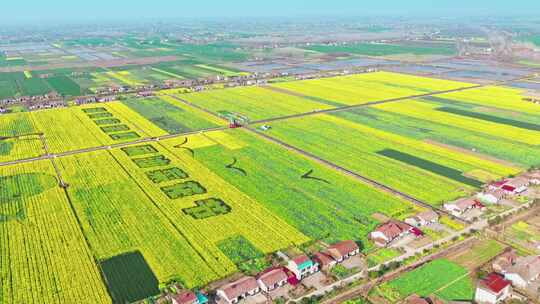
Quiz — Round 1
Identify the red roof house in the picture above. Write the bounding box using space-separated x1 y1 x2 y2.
475 273 511 304
313 252 337 270
216 276 260 304
369 220 414 247
327 240 360 262
256 268 288 292
171 291 198 304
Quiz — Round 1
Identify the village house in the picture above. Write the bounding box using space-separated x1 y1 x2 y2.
326 240 360 262
312 251 337 271
256 268 288 292
443 198 484 217
405 210 439 227
477 189 505 204
216 276 260 304
492 250 518 273
505 177 530 194
474 273 512 304
490 177 530 195
286 255 319 280
526 171 540 185
369 220 421 247
488 180 509 191
503 255 540 289
171 290 198 304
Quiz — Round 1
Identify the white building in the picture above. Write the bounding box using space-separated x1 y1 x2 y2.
475 273 512 304
216 276 260 304
503 256 540 289
256 268 288 292
477 189 505 204
286 255 318 280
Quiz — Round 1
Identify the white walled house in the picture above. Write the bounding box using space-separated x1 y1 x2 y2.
503 256 540 289
475 273 511 304
477 189 505 204
256 268 288 292
286 255 318 280
216 276 260 304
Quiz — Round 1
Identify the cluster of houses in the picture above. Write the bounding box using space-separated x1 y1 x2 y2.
0 91 61 105
444 173 539 218
369 210 439 247
475 250 540 303
164 240 361 304
75 95 117 105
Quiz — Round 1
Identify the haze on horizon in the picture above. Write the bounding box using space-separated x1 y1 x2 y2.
2 0 540 25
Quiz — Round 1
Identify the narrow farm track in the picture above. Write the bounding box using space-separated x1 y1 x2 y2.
39 133 67 188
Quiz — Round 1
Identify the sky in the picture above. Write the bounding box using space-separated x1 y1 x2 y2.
2 0 540 25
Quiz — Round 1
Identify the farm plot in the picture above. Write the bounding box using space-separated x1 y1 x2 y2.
0 72 25 98
373 99 540 145
259 114 519 205
0 134 44 163
57 151 220 291
122 96 222 134
331 107 540 167
106 142 310 284
27 103 167 153
150 61 217 79
448 239 506 270
376 259 473 302
179 86 334 121
303 42 457 57
160 129 420 248
1 160 111 304
270 71 472 106
19 77 52 96
104 70 146 86
45 75 82 96
0 112 37 137
436 85 540 115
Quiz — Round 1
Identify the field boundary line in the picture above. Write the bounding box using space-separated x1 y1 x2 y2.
431 270 471 296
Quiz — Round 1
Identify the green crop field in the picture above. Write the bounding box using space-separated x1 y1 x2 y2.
259 114 519 205
179 86 334 121
377 259 473 302
19 78 52 96
1 69 537 304
122 96 222 133
0 161 111 304
45 75 83 96
332 106 540 168
270 71 472 106
304 42 457 56
449 239 506 269
161 129 420 247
